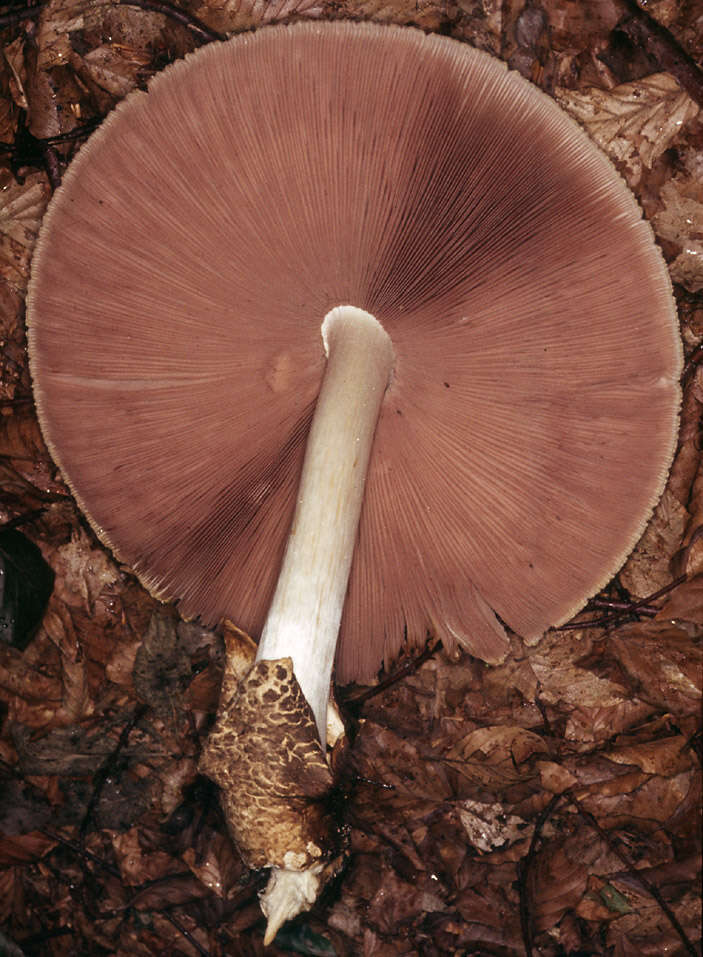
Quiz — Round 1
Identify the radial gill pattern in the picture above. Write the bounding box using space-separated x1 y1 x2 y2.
28 22 682 683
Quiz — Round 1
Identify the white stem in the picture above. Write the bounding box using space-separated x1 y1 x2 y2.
256 305 394 747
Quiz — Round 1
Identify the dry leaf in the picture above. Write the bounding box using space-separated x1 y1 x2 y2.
79 44 150 98
529 629 626 708
49 528 121 612
182 832 240 898
42 599 93 724
111 828 180 885
652 148 703 293
0 170 50 292
457 799 528 853
605 735 693 776
619 488 688 596
609 622 701 716
658 575 703 623
555 73 700 187
192 0 323 37
681 453 703 579
527 831 607 932
3 37 28 110
35 0 94 70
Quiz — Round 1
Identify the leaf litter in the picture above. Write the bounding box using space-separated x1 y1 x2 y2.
0 0 701 954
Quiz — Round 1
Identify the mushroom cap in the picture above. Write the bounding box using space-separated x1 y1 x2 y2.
28 22 681 684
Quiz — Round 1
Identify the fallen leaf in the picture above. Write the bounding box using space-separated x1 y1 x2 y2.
457 799 528 853
609 622 702 716
605 735 693 776
554 73 700 187
652 147 703 294
0 170 50 292
3 37 28 110
49 528 121 612
111 827 180 885
529 629 627 708
619 488 688 597
527 831 607 932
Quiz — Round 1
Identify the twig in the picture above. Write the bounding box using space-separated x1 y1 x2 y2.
79 703 148 848
517 793 562 957
616 0 703 107
557 574 686 630
587 597 658 616
116 0 225 43
161 912 212 957
340 637 439 707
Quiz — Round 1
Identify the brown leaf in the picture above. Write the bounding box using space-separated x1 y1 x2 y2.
652 147 703 293
77 44 148 98
111 827 180 885
609 622 702 715
605 735 693 777
42 599 93 724
668 367 702 509
3 37 28 110
448 725 549 766
619 488 688 597
0 170 50 293
680 452 703 579
657 575 703 624
457 799 528 853
366 866 446 932
49 527 121 613
579 770 697 826
527 831 607 932
0 831 55 865
529 629 627 708
182 831 240 898
192 0 324 38
0 411 47 462
554 73 700 187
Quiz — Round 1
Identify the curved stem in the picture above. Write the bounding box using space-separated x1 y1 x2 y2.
256 305 394 747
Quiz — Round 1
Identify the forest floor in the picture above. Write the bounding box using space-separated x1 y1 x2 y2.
0 0 701 953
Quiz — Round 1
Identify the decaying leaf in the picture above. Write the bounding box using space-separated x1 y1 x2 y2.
529 628 627 709
49 527 121 613
609 621 702 716
652 147 703 293
3 37 28 111
457 799 528 853
527 831 608 932
192 0 323 38
79 44 151 99
132 612 192 725
555 73 700 187
619 488 688 596
0 170 50 292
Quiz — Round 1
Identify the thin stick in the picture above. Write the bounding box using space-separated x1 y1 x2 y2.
616 0 703 106
557 574 686 630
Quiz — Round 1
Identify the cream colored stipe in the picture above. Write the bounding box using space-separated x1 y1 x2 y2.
27 22 682 684
256 306 393 745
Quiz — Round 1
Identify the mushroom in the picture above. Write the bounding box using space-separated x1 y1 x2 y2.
27 20 681 941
